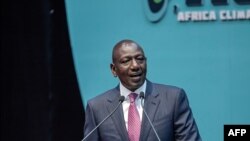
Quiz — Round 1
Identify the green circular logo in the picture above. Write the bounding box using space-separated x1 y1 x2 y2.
143 0 168 22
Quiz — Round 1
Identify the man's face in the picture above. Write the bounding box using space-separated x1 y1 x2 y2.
111 42 147 91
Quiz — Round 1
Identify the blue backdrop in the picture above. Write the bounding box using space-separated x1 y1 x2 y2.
65 0 250 140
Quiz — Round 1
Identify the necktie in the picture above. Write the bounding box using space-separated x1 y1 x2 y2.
128 93 141 141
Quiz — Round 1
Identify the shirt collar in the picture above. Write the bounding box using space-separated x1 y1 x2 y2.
119 80 147 100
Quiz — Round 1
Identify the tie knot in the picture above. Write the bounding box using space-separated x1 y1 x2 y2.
129 93 138 103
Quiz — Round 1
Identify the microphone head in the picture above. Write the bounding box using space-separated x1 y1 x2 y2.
139 91 145 99
119 96 125 102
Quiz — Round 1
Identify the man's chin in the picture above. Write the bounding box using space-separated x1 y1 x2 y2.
128 82 144 91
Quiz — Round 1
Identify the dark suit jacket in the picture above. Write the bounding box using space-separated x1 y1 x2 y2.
84 81 202 141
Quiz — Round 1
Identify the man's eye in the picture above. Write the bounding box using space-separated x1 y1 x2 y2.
137 57 145 61
121 59 129 64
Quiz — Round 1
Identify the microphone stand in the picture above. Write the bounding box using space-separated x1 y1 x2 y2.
139 92 161 141
82 96 125 141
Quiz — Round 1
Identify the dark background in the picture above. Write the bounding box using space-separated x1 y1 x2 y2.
1 0 85 141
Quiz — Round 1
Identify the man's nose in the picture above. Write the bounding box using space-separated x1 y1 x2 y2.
130 59 139 70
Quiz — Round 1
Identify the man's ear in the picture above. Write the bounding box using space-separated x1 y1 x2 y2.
110 63 117 77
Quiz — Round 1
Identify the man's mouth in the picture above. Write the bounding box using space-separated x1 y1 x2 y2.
130 73 142 77
129 73 143 82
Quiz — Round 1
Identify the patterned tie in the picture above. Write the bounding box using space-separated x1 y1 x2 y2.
128 93 141 141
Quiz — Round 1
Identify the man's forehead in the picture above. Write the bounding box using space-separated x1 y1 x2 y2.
121 42 136 47
112 40 145 62
116 42 142 52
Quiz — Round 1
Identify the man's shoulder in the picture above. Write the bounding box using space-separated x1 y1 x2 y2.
87 88 117 104
151 81 183 92
149 81 187 100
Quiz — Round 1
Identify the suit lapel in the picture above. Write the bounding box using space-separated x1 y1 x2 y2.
140 81 160 141
106 88 129 141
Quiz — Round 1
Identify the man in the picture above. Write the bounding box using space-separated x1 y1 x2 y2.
83 39 202 141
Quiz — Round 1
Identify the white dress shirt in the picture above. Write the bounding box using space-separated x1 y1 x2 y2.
119 81 146 130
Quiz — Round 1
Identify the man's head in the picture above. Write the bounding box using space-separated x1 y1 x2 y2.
110 39 147 91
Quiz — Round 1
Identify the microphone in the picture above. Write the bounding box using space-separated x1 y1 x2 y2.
139 92 161 141
82 96 125 141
